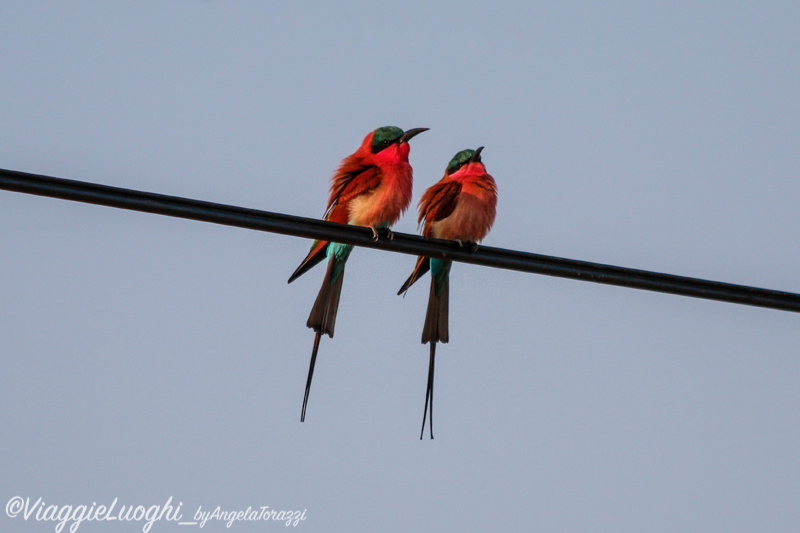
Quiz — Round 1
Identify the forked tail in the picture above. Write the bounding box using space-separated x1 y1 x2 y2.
301 332 322 422
420 342 436 440
419 262 450 439
421 270 449 344
301 255 347 422
306 258 346 336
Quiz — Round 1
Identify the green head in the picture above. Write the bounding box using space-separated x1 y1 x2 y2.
447 146 484 175
370 126 429 153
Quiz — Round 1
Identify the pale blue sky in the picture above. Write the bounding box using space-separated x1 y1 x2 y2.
2 2 799 531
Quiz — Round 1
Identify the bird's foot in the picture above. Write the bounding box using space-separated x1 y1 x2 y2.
456 239 479 252
370 226 393 241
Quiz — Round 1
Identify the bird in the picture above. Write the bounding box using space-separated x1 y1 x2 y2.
288 125 429 422
398 146 497 439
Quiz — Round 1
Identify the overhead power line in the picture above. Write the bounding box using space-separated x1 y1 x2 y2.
1 167 799 314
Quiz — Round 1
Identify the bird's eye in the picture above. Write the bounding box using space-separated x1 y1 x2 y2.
371 136 396 153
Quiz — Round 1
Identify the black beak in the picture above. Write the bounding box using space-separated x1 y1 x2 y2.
400 127 429 143
470 146 484 163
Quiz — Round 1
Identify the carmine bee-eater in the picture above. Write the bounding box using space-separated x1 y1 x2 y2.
288 125 429 422
398 147 497 439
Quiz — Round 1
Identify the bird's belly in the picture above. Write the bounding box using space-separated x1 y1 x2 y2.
432 194 493 242
348 184 408 228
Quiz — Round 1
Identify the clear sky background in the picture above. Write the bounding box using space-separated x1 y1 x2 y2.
2 1 799 531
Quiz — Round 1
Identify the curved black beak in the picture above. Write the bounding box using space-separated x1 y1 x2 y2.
400 127 429 143
470 146 484 163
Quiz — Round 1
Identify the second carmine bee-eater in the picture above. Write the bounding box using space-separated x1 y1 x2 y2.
398 147 498 439
288 125 428 422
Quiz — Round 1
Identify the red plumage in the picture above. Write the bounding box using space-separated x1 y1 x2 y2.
420 158 497 241
400 148 498 439
290 126 427 423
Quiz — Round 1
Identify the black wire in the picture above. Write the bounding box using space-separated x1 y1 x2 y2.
2 167 799 313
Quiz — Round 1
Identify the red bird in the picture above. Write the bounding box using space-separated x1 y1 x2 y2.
398 147 498 439
289 126 428 422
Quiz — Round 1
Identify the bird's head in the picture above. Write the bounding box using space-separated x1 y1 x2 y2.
446 146 484 176
370 126 429 153
362 126 429 164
